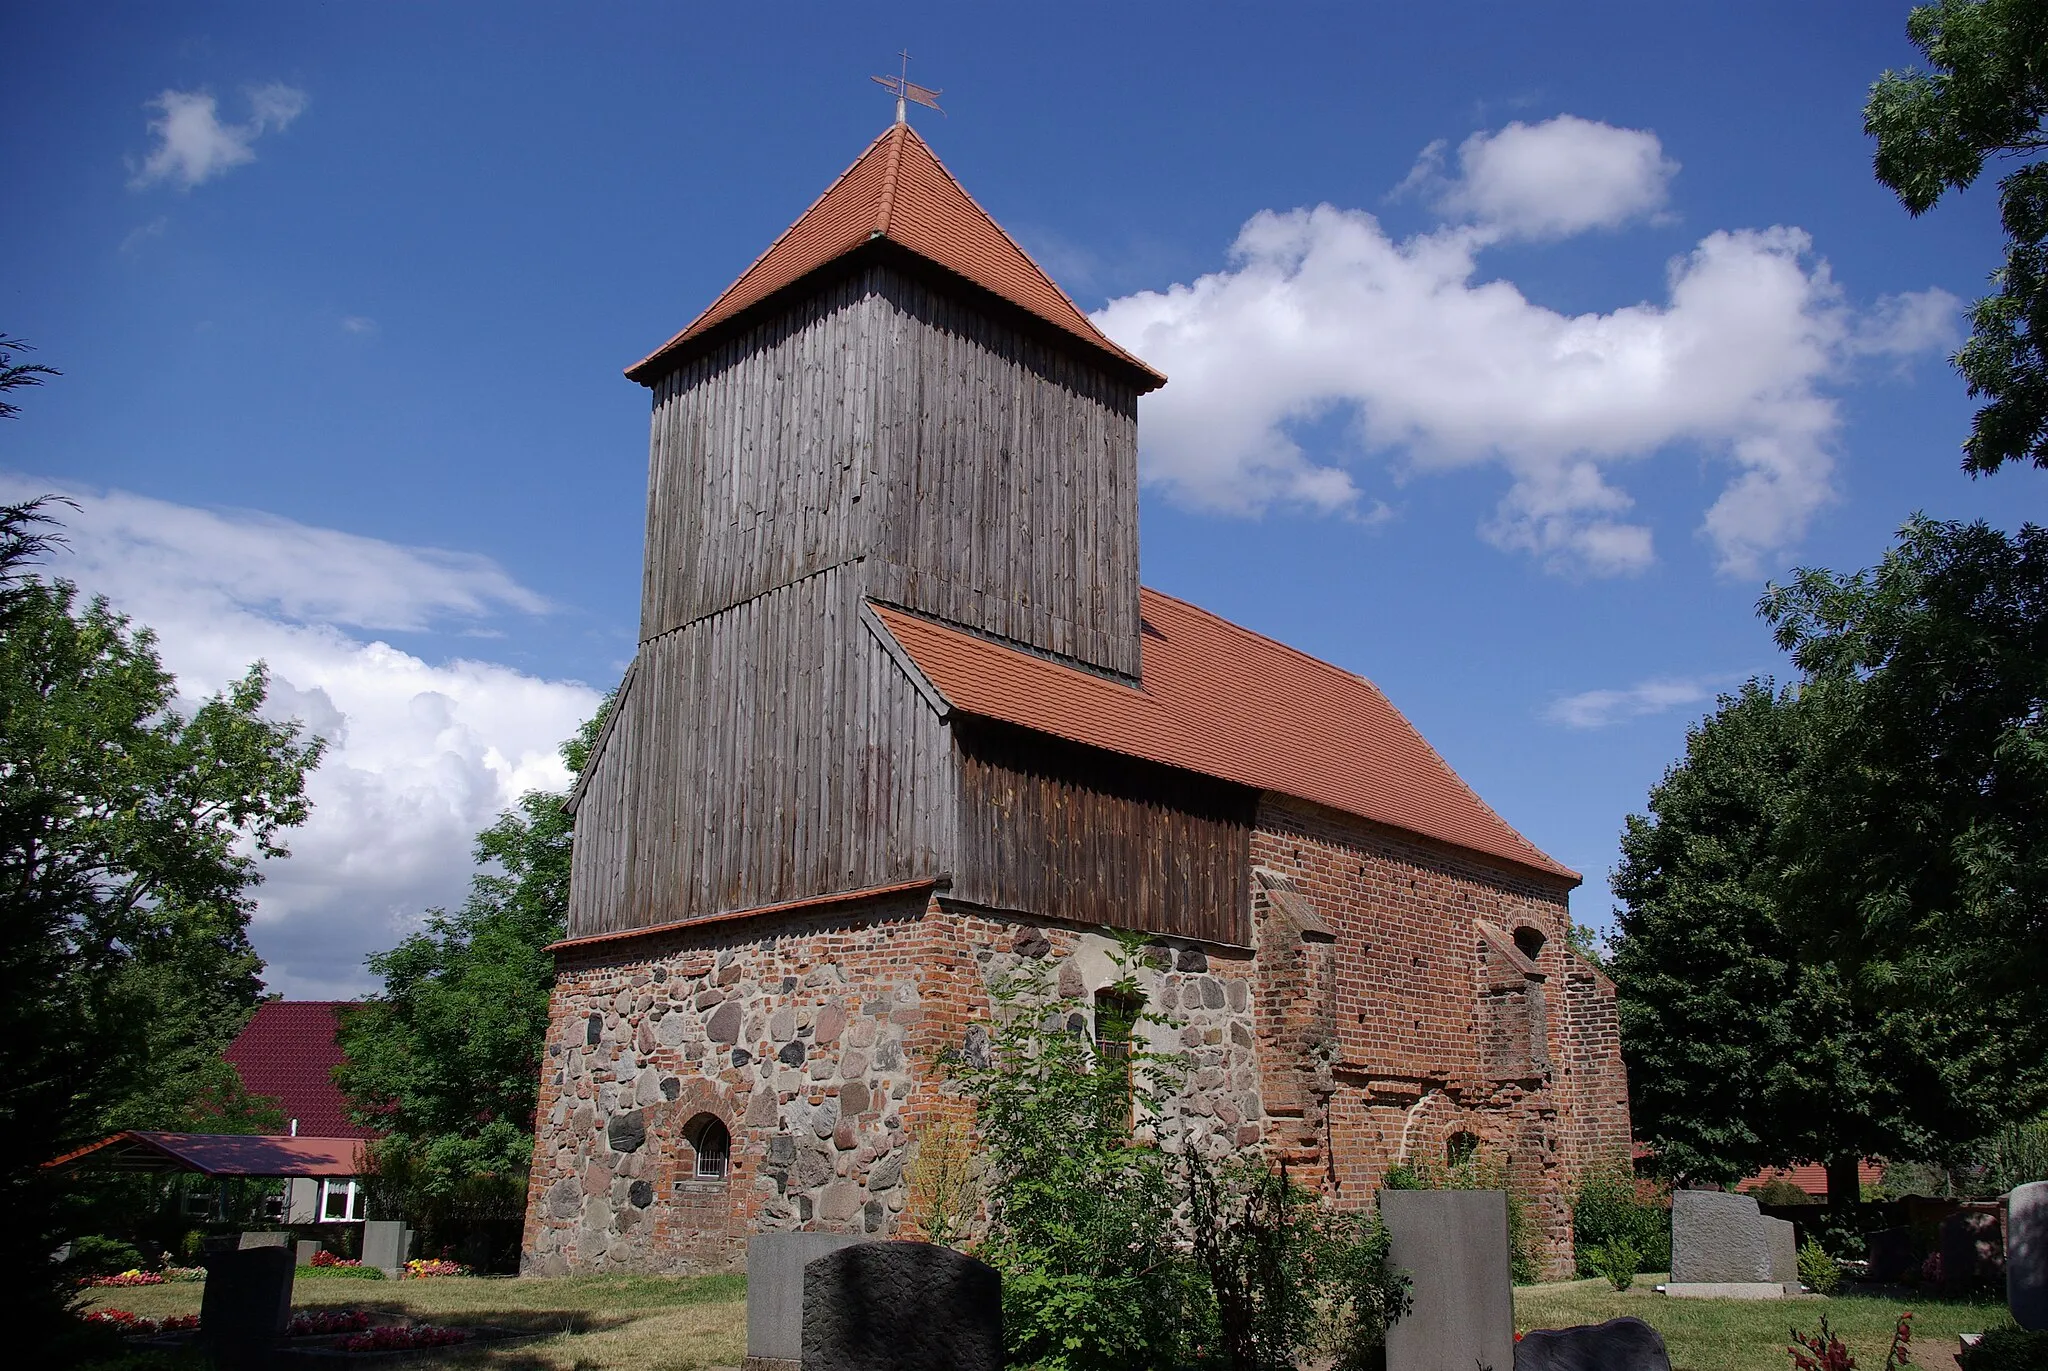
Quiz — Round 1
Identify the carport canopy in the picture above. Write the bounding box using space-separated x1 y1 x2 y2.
45 1131 364 1178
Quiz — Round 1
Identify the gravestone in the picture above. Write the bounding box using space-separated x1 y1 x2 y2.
801 1241 1002 1371
236 1230 289 1249
744 1232 866 1371
362 1218 409 1274
1866 1227 1914 1282
1514 1316 1672 1371
2010 1181 2047 1332
200 1245 293 1367
1381 1189 1514 1371
1940 1209 2005 1295
1668 1190 1782 1297
1765 1216 1799 1286
294 1239 321 1266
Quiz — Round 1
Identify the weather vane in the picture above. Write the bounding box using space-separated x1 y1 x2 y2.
871 50 943 125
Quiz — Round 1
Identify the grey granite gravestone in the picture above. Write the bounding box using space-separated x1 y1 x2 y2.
801 1241 1002 1371
1940 1209 2005 1294
744 1232 867 1371
1765 1216 1799 1286
294 1239 321 1266
362 1218 408 1274
2010 1181 2047 1331
200 1245 294 1367
1514 1316 1672 1371
1668 1190 1782 1297
1381 1189 1514 1371
236 1229 289 1249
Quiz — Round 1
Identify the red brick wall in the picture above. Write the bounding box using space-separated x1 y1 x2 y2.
1248 795 1632 1278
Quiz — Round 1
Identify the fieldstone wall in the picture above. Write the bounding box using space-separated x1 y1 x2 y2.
521 894 1265 1275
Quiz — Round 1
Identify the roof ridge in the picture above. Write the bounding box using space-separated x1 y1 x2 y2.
873 122 907 238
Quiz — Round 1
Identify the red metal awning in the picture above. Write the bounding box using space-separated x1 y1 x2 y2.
44 1131 365 1178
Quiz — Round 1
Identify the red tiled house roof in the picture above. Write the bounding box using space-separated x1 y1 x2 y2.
223 1001 375 1140
625 122 1165 390
870 590 1578 884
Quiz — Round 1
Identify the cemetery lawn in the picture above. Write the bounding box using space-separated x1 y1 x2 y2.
81 1269 749 1369
1514 1275 2006 1371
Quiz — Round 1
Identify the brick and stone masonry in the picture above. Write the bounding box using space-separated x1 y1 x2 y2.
521 796 1630 1278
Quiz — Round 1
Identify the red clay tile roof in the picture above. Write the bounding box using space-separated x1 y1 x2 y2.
1738 1161 1884 1198
223 1002 375 1140
869 589 1579 884
626 122 1165 390
46 1131 366 1178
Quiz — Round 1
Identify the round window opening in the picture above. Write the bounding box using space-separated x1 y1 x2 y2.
685 1114 730 1180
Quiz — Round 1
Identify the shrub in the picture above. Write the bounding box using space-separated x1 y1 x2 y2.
1798 1237 1841 1296
1960 1325 2048 1371
65 1237 146 1279
1572 1166 1670 1276
1590 1239 1639 1291
1751 1177 1820 1206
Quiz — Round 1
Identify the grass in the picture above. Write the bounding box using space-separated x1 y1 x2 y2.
83 1269 748 1370
1514 1274 2006 1371
85 1267 2009 1370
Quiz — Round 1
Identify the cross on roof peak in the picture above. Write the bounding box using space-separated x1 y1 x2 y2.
870 50 943 126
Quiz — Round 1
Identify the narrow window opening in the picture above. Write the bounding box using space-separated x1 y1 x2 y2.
685 1115 731 1180
1513 926 1547 962
1094 988 1144 1129
1446 1130 1480 1168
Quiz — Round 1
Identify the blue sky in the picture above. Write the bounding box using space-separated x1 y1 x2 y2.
6 2 2042 995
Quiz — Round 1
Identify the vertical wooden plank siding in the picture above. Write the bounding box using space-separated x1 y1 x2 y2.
950 720 1254 945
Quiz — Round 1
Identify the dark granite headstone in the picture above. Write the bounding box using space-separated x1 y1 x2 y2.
1940 1209 2005 1294
1514 1317 1672 1371
1866 1226 1914 1282
801 1241 1001 1371
2009 1181 2047 1331
200 1245 293 1365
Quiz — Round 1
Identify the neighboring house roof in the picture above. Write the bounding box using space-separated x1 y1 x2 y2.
45 1131 364 1178
625 121 1166 390
869 588 1579 884
223 1001 375 1140
1739 1161 1885 1198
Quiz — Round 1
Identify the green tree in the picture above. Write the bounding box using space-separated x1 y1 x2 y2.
1608 675 2025 1206
0 500 322 1353
1866 0 2048 473
336 709 602 1245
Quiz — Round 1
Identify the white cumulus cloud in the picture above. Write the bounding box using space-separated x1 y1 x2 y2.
1 477 604 997
1094 115 1958 578
130 82 308 190
1432 114 1678 240
1544 676 1724 730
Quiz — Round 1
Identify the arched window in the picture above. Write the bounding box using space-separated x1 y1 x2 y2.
1446 1130 1480 1168
684 1114 730 1180
1512 925 1547 962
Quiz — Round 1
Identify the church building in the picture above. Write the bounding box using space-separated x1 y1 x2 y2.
520 118 1632 1280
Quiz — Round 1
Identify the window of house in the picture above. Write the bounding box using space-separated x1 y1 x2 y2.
687 1115 730 1180
319 1179 363 1222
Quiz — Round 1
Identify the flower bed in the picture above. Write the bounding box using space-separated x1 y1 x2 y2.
88 1268 163 1287
401 1258 471 1279
287 1310 374 1337
310 1250 358 1267
336 1324 471 1352
85 1309 199 1335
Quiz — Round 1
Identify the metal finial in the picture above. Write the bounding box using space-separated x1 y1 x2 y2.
870 49 943 124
